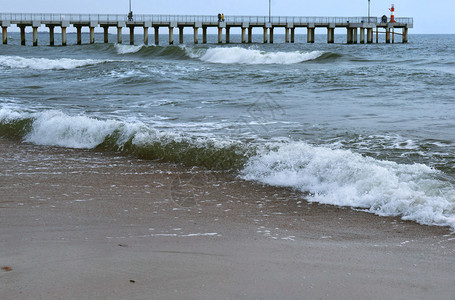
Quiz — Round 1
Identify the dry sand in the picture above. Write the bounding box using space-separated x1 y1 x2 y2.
1 138 454 299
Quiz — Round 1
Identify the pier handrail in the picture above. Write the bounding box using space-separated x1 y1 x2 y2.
0 13 413 26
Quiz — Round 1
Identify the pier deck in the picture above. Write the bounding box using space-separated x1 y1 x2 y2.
0 13 413 46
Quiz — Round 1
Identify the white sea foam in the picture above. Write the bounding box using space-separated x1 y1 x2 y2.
0 55 106 70
241 142 455 229
196 47 324 64
114 44 145 54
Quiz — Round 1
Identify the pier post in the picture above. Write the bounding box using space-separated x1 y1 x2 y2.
290 27 295 43
307 27 315 43
285 28 289 43
360 28 365 44
376 27 379 43
392 28 395 44
144 26 149 45
2 26 7 45
203 27 207 44
103 26 109 43
169 26 174 45
61 26 67 46
129 26 134 45
353 28 358 44
19 25 26 46
179 26 184 44
402 27 408 43
386 28 391 44
226 27 230 44
263 27 268 43
194 27 199 44
269 27 274 44
327 27 335 43
241 27 246 43
347 28 352 44
76 26 82 45
154 27 159 45
117 27 122 44
367 28 373 43
218 27 222 44
47 25 54 46
32 26 38 46
248 27 252 43
90 27 95 44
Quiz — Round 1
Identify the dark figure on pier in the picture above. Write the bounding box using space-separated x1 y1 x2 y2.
381 15 388 23
128 11 133 21
218 13 221 22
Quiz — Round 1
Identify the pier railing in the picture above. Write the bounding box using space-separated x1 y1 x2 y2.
0 13 413 26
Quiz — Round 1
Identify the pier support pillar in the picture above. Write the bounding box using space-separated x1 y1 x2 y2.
103 26 109 43
2 26 7 45
218 27 222 43
392 28 395 44
263 27 268 43
402 27 408 43
376 27 379 43
76 26 82 45
291 28 295 43
90 27 95 44
241 27 246 43
269 27 274 44
307 27 315 43
203 27 207 44
327 28 335 43
129 26 135 45
248 27 252 43
61 27 67 46
225 27 230 43
144 26 149 45
32 26 38 46
179 26 184 44
19 25 26 46
194 27 199 44
117 27 122 44
154 27 159 45
386 28 391 44
48 25 54 46
353 28 358 44
347 28 353 44
285 28 289 43
169 27 174 45
360 28 365 44
367 28 373 43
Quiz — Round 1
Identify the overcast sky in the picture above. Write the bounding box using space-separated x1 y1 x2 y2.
2 0 454 34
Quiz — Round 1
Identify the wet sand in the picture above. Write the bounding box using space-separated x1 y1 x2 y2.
1 138 454 299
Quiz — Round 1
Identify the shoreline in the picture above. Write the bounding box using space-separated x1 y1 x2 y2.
1 138 454 299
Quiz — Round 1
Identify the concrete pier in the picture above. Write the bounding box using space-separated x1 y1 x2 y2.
62 26 67 46
144 26 149 45
0 14 413 46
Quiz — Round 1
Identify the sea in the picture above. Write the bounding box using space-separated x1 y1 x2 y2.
1 32 454 229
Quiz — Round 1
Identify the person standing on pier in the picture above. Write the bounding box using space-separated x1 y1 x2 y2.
218 13 221 22
221 13 225 22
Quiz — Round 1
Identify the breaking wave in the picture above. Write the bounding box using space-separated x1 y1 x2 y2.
196 47 325 64
1 107 454 229
0 55 108 70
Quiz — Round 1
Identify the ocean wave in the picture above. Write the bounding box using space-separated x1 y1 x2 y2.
241 142 455 229
196 47 325 64
0 55 108 70
1 107 455 229
0 108 247 170
114 44 146 54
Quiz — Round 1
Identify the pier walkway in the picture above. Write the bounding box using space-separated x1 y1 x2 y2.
0 13 413 46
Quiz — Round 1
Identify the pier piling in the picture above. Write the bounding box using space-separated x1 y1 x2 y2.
169 26 174 45
47 25 54 46
203 27 207 44
194 27 199 44
129 26 134 45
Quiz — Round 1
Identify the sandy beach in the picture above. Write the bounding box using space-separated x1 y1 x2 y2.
1 138 454 299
